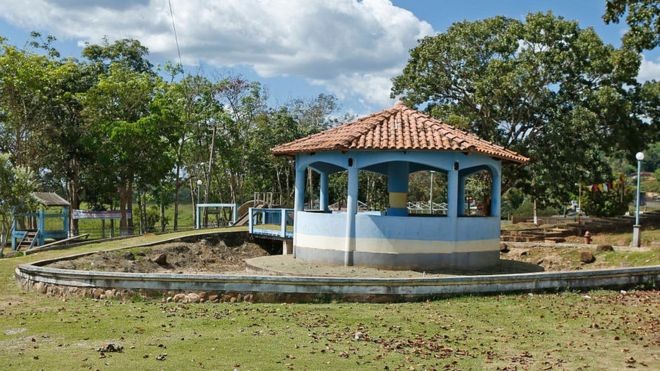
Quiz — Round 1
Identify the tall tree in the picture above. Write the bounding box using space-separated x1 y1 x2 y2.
392 12 656 207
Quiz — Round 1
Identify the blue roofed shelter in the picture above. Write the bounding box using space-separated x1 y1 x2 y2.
272 103 528 270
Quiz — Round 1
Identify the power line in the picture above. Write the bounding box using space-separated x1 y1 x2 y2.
168 0 184 71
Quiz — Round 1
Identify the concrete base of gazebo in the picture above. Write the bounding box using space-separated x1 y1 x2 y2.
294 211 500 270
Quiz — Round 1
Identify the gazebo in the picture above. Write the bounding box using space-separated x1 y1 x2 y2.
272 102 528 270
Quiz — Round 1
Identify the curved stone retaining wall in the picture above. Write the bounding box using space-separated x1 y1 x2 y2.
16 256 659 302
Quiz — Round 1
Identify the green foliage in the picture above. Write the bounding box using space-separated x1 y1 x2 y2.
509 197 559 218
0 153 38 245
501 188 525 217
604 0 660 51
581 186 633 217
392 12 656 208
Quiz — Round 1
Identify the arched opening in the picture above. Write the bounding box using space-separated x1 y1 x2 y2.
408 170 448 216
459 167 494 217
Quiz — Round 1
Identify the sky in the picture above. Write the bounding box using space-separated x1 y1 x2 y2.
0 0 658 116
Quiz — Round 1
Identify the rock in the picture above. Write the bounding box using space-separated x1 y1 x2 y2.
229 296 237 303
92 288 105 299
208 294 219 303
354 331 364 341
580 251 595 264
105 289 115 299
152 253 167 266
199 292 208 301
596 244 614 252
172 293 186 303
34 282 46 294
185 293 201 303
536 259 544 266
499 243 510 253
520 250 528 256
243 294 253 303
97 343 123 353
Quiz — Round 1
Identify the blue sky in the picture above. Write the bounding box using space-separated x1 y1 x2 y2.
0 0 657 116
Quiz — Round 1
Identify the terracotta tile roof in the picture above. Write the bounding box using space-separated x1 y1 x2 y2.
272 102 529 164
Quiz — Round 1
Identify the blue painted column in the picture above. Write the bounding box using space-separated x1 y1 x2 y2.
63 207 70 237
37 209 45 246
319 171 329 211
448 165 459 218
294 164 306 212
491 164 501 217
457 174 466 216
344 159 358 266
293 161 306 258
387 161 409 216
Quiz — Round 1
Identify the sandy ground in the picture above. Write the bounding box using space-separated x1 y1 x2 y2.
47 239 269 274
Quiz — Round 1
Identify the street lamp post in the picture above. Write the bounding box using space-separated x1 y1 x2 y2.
196 179 202 229
632 152 644 247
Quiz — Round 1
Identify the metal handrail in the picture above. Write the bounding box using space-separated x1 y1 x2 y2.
248 208 294 238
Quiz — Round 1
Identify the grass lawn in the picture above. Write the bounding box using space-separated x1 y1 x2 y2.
0 230 658 370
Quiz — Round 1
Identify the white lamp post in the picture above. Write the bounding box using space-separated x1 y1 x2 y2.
196 179 203 229
632 151 644 247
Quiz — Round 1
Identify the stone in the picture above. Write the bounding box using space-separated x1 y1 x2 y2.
92 288 105 299
208 294 219 303
172 293 186 303
499 243 510 253
199 292 208 301
105 289 115 299
580 251 595 264
34 282 46 294
243 294 253 303
185 293 201 303
596 244 614 252
97 343 123 353
152 253 167 266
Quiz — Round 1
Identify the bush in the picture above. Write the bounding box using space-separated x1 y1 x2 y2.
581 187 633 217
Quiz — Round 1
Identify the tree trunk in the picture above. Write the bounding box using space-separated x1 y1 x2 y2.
67 160 80 236
136 188 143 234
127 180 134 234
160 197 166 232
118 182 130 236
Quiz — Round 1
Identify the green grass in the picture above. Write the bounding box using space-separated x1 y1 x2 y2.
0 230 658 369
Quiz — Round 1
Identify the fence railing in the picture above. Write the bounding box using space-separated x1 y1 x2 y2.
248 208 294 239
407 201 448 214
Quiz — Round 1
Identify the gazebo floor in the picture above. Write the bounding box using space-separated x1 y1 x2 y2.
245 254 544 277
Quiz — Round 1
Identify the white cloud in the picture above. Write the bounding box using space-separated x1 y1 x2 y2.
638 56 660 82
0 0 432 107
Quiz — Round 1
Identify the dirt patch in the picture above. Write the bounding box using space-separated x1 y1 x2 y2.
502 245 658 271
47 239 269 274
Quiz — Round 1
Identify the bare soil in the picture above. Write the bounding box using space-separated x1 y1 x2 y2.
47 239 269 274
45 236 658 276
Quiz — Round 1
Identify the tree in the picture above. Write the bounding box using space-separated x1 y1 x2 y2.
604 0 660 52
80 64 171 234
0 153 38 247
392 12 655 208
0 39 52 168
